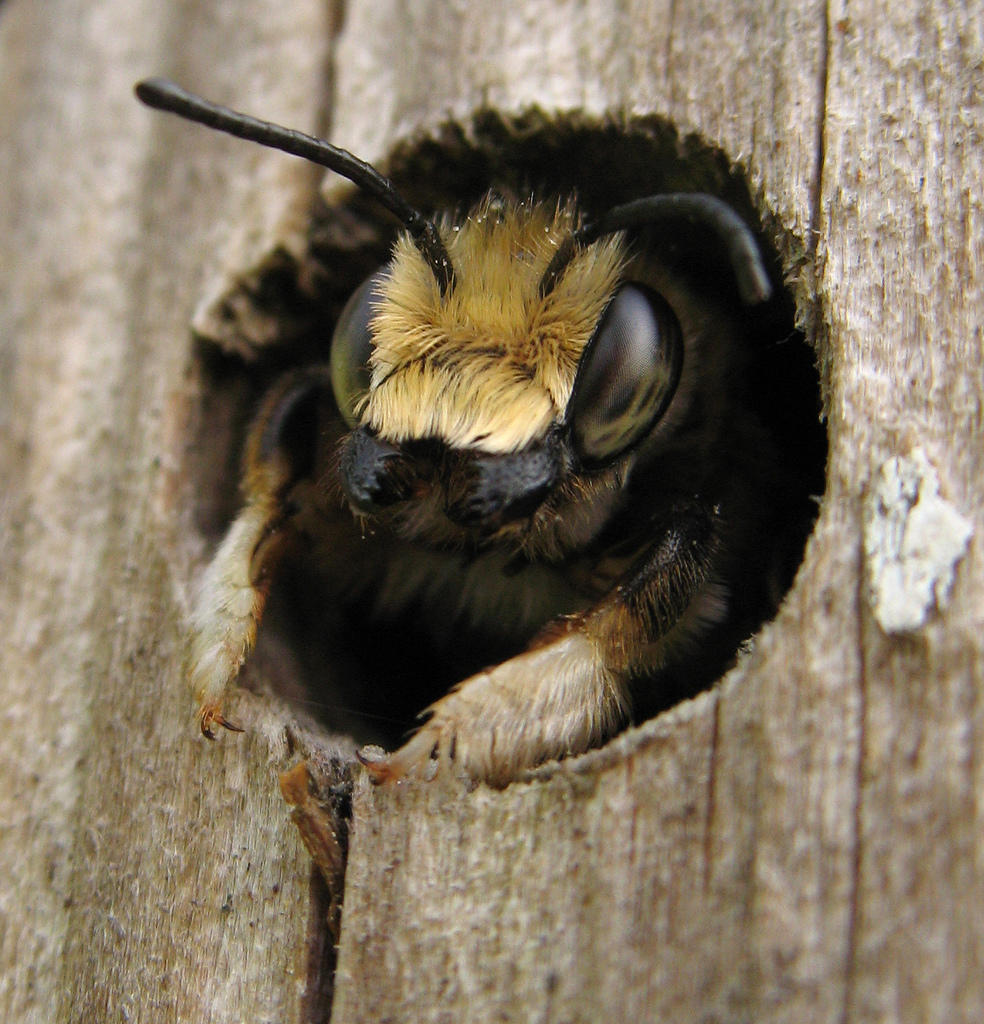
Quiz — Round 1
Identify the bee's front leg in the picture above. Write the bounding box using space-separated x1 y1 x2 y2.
360 630 628 787
187 488 289 737
362 500 721 786
187 369 335 737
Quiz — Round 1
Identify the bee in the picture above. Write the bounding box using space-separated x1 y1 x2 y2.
137 79 819 786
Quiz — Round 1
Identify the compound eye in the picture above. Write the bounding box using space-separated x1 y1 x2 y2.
567 283 683 466
330 269 388 428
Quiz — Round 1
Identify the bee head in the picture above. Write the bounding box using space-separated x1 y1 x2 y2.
332 193 769 550
135 79 771 551
327 202 589 546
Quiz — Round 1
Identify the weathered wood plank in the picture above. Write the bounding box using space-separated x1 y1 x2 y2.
0 2 343 1022
328 2 983 1022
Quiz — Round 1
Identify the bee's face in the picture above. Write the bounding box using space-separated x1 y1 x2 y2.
331 198 683 553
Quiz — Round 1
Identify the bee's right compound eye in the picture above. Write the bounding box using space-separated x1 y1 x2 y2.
330 269 388 428
566 283 684 467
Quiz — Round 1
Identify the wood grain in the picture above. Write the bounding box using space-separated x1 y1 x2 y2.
0 2 343 1022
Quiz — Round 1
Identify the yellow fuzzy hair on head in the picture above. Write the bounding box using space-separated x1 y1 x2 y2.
364 196 627 454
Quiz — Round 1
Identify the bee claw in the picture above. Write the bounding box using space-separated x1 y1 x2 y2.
358 728 445 784
198 704 245 740
356 746 398 784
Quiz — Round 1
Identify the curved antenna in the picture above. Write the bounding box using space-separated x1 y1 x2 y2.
539 192 772 306
135 78 455 295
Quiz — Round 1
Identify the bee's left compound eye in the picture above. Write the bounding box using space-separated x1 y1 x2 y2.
330 269 388 428
567 283 683 466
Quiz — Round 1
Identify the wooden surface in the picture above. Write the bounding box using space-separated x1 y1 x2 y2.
330 3 984 1020
0 1 981 1022
0 2 343 1022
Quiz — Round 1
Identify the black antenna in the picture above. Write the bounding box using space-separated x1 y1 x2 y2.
135 78 455 294
539 192 772 306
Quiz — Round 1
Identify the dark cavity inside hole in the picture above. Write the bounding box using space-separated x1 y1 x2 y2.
189 110 827 749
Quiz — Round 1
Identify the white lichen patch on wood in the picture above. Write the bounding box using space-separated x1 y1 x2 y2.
864 448 973 633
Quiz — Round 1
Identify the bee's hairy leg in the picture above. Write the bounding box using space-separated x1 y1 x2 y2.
188 491 291 737
358 629 630 787
188 369 335 738
362 499 721 786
